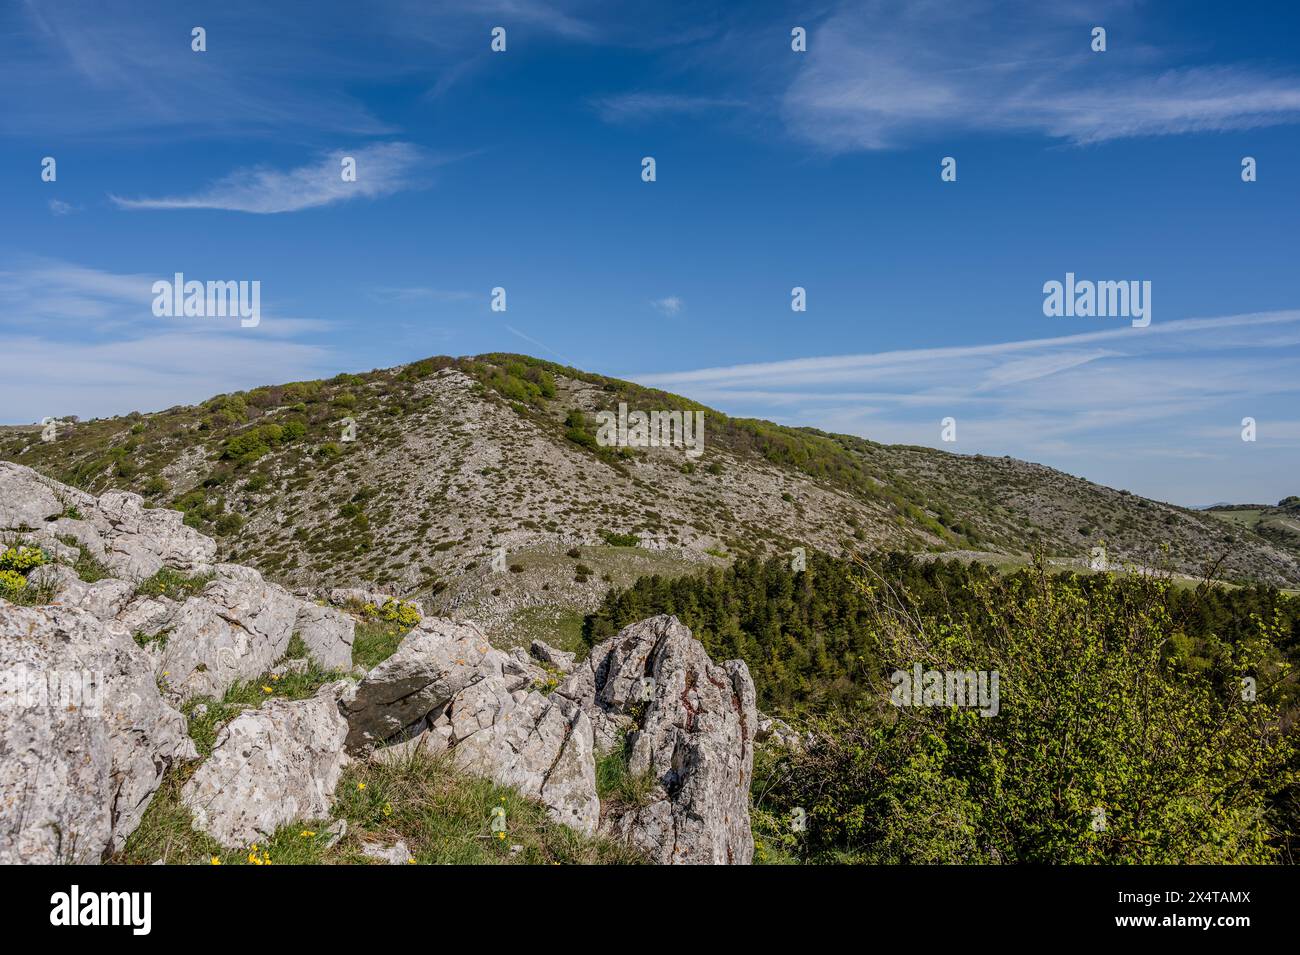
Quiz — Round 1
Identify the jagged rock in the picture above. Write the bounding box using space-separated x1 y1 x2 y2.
370 725 453 765
360 839 410 864
559 615 757 864
0 461 65 528
27 561 81 591
505 646 548 689
47 516 109 563
293 601 355 671
181 684 349 849
530 639 576 673
556 638 636 755
89 490 217 582
341 619 599 833
116 595 176 637
158 565 301 699
50 577 137 622
756 713 803 751
0 464 760 862
339 617 500 751
0 463 215 585
0 602 196 864
447 677 600 834
328 587 393 608
321 818 347 849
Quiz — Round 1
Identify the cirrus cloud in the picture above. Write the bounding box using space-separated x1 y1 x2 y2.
109 142 434 214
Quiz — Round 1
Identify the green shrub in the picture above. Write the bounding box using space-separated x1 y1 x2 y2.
0 568 28 598
0 545 52 605
214 513 244 536
381 599 422 628
751 561 1296 864
0 545 47 574
136 567 214 601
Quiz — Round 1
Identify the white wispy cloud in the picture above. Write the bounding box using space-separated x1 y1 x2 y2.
461 0 598 41
592 92 747 123
0 258 337 421
504 324 574 365
781 1 1300 151
109 143 431 214
6 0 601 139
651 296 684 316
639 313 1300 389
634 310 1300 503
370 286 477 305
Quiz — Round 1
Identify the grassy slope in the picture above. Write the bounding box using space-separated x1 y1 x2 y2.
4 352 1296 594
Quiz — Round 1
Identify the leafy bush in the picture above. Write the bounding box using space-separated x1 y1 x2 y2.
0 545 48 574
0 568 28 598
0 545 51 605
222 423 289 465
364 598 421 629
751 560 1297 864
213 513 244 536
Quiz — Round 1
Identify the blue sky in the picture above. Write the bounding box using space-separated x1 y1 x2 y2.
2 0 1299 506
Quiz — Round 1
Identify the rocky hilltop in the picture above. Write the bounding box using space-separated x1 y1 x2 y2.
0 462 757 865
5 354 1296 612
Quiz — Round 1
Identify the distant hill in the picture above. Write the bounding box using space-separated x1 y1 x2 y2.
1205 498 1300 567
4 353 1298 638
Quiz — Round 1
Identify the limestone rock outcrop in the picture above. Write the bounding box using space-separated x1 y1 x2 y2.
1 463 758 864
182 684 350 848
558 615 757 864
0 603 195 863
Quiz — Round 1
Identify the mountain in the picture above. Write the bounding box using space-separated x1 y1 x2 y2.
3 353 1297 649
